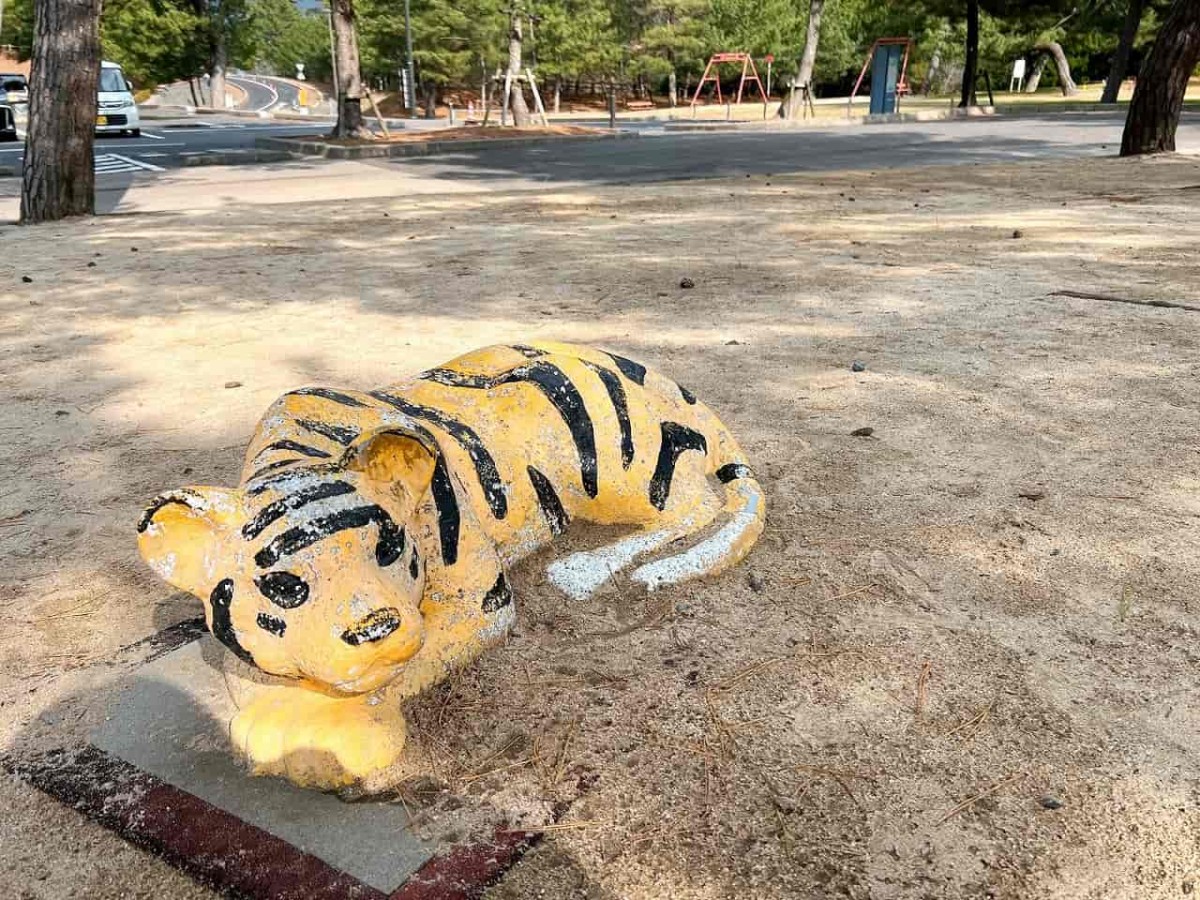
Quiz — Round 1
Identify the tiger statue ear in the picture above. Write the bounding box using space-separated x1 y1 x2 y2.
136 487 244 596
341 428 439 515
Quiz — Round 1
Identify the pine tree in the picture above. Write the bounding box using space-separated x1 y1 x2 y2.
20 0 101 223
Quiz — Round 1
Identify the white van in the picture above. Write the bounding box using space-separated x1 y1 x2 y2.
97 61 140 137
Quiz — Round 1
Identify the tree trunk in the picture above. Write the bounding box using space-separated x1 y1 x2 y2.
1102 0 1146 103
921 47 941 96
1035 41 1078 96
959 0 979 108
506 10 530 126
422 81 437 118
210 10 227 110
781 0 825 119
20 0 100 224
668 68 677 107
1023 54 1048 92
796 0 824 87
329 0 368 138
553 77 561 113
1121 0 1200 155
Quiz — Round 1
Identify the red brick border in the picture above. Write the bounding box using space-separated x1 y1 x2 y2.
7 745 538 900
5 617 541 899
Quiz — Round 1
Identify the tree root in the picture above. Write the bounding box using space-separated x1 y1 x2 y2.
1049 289 1200 313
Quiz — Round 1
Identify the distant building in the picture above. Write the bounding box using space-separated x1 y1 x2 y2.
0 46 31 77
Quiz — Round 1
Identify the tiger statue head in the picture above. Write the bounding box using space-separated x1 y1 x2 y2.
137 430 439 694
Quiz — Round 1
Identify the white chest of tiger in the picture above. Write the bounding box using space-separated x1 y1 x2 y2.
138 341 764 791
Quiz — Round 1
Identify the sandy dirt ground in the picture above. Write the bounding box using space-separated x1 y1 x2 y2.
316 125 611 144
1 154 1199 899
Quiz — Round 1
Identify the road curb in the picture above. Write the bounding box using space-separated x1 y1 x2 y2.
195 106 272 119
662 107 996 132
256 129 638 159
139 104 197 119
179 149 299 167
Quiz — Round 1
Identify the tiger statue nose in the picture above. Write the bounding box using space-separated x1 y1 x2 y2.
341 607 405 647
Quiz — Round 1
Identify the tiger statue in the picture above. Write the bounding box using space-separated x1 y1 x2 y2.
137 341 765 791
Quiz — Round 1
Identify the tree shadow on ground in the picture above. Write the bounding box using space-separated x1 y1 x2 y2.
2 153 1200 897
371 116 1138 188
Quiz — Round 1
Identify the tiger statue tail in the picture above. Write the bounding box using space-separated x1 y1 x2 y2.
628 397 766 592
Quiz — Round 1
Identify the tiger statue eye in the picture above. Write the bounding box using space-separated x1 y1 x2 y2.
375 518 406 567
254 571 309 608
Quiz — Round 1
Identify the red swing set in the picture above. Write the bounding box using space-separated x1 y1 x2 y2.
689 52 769 106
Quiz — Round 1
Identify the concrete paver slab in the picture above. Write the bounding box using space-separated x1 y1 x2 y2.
91 637 434 893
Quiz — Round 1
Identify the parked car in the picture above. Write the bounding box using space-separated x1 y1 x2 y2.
96 61 140 137
0 73 28 106
0 103 15 142
0 75 18 141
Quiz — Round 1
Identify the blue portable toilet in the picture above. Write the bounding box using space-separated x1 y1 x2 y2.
869 42 905 115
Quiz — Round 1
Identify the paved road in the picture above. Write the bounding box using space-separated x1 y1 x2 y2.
0 118 332 173
4 111 1198 217
226 76 279 112
152 75 325 113
373 112 1200 186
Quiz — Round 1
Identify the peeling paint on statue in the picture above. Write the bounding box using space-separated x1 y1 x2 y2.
137 342 765 792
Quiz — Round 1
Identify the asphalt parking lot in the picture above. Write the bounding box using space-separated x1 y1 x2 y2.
0 118 332 173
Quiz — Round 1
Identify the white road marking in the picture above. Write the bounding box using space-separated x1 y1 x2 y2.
94 152 165 173
228 75 279 112
138 131 165 140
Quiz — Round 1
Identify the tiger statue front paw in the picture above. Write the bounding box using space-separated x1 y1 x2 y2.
229 683 407 792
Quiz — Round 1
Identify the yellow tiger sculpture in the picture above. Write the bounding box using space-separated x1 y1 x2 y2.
137 342 764 791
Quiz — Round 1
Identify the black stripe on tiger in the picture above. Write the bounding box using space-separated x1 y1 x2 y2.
137 488 205 533
650 422 708 510
583 362 635 469
678 384 698 405
481 572 513 613
242 480 357 540
429 454 461 566
516 364 598 498
252 439 333 462
510 344 546 358
295 418 361 446
527 466 569 535
255 504 394 568
603 352 647 386
209 578 256 667
716 463 753 483
368 391 508 520
245 458 307 483
286 387 369 408
245 463 341 496
421 363 599 499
